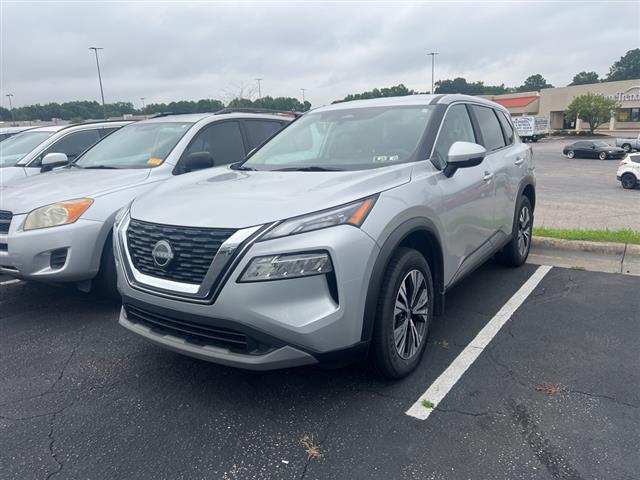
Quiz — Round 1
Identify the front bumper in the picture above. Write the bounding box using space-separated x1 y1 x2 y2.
116 220 380 369
0 214 105 282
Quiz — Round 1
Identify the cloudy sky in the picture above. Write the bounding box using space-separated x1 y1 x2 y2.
1 1 638 108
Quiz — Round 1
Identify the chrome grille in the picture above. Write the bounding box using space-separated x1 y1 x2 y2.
0 211 12 235
126 219 236 285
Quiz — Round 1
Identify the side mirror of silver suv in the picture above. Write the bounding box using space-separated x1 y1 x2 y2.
443 141 487 177
40 152 69 172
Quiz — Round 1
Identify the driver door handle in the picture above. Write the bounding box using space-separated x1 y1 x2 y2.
483 171 494 182
515 157 524 165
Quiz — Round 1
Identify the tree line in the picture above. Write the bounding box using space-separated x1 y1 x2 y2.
2 49 637 122
0 96 311 123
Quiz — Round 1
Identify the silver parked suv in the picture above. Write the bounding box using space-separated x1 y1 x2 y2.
0 111 291 293
115 94 535 378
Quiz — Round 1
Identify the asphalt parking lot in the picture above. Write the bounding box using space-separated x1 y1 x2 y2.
2 262 638 480
532 137 640 231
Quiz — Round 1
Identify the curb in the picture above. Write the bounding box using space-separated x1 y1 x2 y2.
532 236 627 255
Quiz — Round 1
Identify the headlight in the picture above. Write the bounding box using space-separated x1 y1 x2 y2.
260 196 377 241
239 252 333 282
23 198 93 231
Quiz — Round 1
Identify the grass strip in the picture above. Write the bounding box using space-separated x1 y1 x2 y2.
533 227 640 245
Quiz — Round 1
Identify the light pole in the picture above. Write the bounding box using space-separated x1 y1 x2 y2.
140 97 145 110
427 52 439 94
255 78 263 99
89 47 106 118
301 88 306 102
5 93 14 125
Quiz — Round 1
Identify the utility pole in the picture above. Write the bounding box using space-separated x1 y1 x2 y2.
255 78 263 99
427 52 439 94
5 93 15 125
301 88 306 102
89 47 106 118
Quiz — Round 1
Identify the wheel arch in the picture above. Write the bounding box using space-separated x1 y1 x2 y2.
361 218 445 343
519 178 536 212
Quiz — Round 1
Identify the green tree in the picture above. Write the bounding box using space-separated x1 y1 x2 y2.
434 77 510 95
517 74 553 92
333 84 415 103
569 71 599 86
565 92 619 134
605 48 640 82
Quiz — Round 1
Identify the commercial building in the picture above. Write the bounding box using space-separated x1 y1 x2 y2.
483 78 640 132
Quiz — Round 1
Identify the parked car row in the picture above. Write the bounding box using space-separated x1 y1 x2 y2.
1 95 536 378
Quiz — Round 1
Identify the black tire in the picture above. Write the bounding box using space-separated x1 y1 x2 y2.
93 233 119 299
621 173 637 190
567 150 575 159
370 248 434 379
622 143 631 153
496 196 533 267
598 151 607 160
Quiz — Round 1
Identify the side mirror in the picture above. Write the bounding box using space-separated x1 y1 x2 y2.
443 141 486 177
179 151 215 174
40 152 69 172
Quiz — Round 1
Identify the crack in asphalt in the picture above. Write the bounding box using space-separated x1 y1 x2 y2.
434 406 504 417
508 401 584 480
569 389 639 409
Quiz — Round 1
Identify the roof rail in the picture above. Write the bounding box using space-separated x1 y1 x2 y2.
214 108 303 118
53 118 133 131
149 112 176 118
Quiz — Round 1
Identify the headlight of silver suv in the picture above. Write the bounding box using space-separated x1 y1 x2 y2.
239 251 333 282
23 198 94 231
259 196 377 241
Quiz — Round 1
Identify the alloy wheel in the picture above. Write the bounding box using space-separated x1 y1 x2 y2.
567 151 575 158
599 152 607 160
517 205 532 258
622 174 636 189
393 270 429 360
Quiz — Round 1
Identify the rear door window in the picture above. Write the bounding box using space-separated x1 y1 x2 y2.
244 120 285 150
497 111 515 145
471 105 507 151
183 121 246 166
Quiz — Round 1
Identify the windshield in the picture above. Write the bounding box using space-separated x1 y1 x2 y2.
243 106 434 171
0 131 54 167
75 122 192 169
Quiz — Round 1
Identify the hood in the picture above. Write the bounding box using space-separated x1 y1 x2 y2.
0 168 151 214
131 165 413 229
0 166 27 186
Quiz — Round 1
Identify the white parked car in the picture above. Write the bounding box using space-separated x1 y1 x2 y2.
0 121 130 185
617 154 640 189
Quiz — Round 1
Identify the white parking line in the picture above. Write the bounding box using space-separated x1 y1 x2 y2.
0 279 22 286
405 265 552 420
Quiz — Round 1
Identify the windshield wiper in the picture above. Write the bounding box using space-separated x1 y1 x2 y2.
273 166 343 172
66 162 83 169
230 163 257 171
82 165 119 170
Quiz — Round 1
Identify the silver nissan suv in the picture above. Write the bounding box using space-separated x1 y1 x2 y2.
114 94 535 378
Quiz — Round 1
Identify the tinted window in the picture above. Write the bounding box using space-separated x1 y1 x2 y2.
433 104 476 169
472 105 506 151
244 120 285 149
2 131 55 167
184 121 245 166
38 129 101 165
100 127 120 138
575 141 591 147
497 111 515 145
629 154 640 164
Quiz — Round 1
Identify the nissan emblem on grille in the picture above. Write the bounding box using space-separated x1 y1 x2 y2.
152 240 174 268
